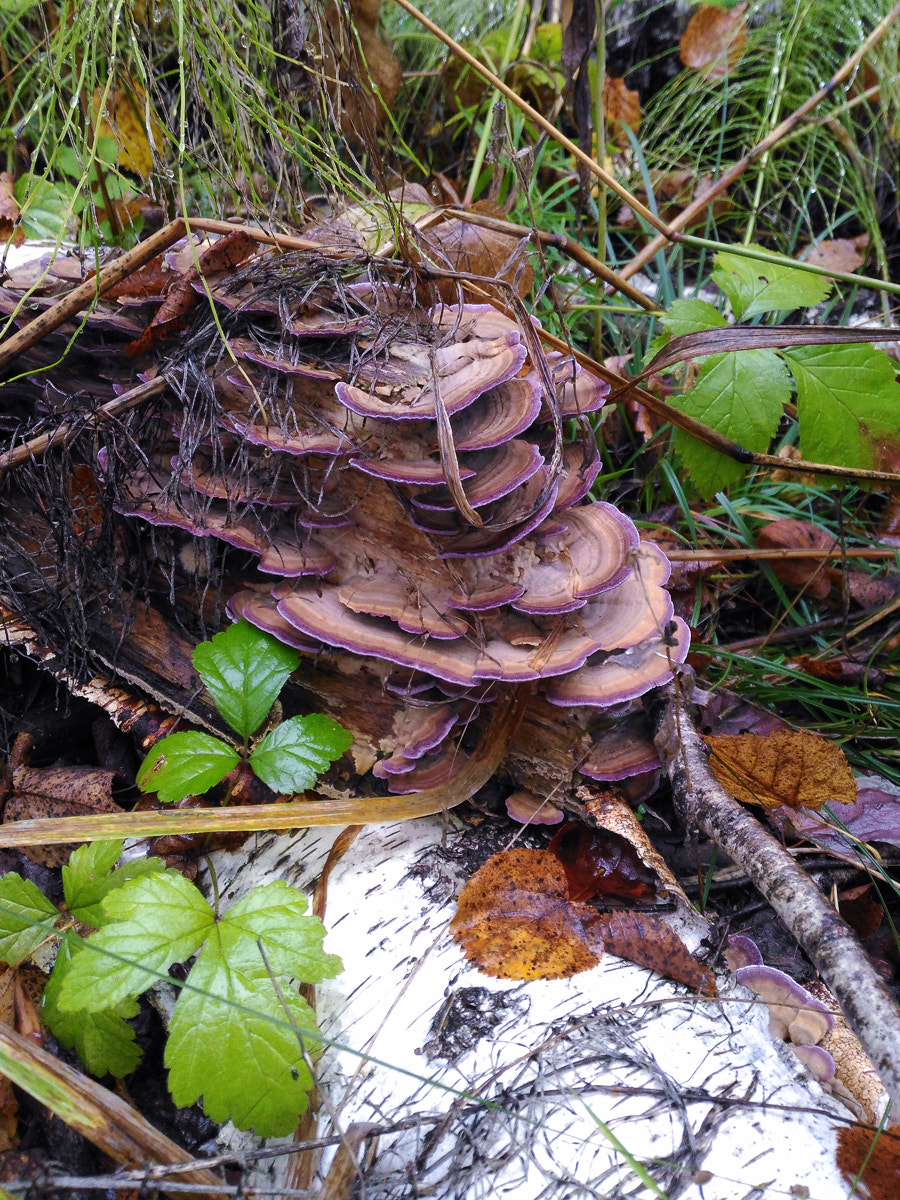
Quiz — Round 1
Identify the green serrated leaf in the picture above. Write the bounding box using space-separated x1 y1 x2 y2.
42 939 141 1078
0 874 60 965
192 619 300 740
671 348 792 497
783 343 900 470
165 940 319 1136
57 871 212 1010
249 714 353 795
213 881 343 982
63 840 165 927
662 298 727 337
713 249 833 320
136 731 240 803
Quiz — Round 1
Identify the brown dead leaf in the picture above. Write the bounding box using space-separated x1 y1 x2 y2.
450 848 602 980
797 234 869 274
424 215 533 302
0 173 24 248
837 1126 900 1199
705 729 857 811
756 518 836 599
578 786 690 905
788 654 885 689
595 911 718 996
679 3 748 80
603 76 641 148
548 821 660 903
4 733 122 867
125 230 257 357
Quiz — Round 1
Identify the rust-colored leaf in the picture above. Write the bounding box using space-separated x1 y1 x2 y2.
789 654 885 689
837 1126 900 1197
615 168 731 229
705 729 857 811
679 3 748 80
450 848 602 981
549 821 660 903
603 76 641 147
4 733 122 867
125 230 257 357
797 234 869 274
68 465 104 545
595 911 718 996
756 518 836 599
0 173 24 248
578 787 689 905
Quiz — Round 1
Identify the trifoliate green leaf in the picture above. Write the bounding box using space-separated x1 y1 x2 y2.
136 731 240 803
166 953 318 1135
62 839 165 927
671 348 792 497
42 938 141 1078
249 714 353 795
662 298 727 337
0 874 60 964
783 343 900 470
192 619 300 740
57 871 213 1010
713 249 833 320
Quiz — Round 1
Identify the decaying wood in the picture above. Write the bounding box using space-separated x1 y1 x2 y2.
650 683 900 1115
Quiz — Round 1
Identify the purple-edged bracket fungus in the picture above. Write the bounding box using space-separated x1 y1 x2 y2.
733 964 834 1045
0 242 689 810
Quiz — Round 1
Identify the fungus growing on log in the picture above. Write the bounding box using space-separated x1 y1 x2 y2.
0 230 689 799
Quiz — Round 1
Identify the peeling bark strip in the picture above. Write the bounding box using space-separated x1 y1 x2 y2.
651 685 900 1113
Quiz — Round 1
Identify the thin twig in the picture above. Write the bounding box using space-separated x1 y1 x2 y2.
0 376 168 479
650 684 900 1113
390 0 677 238
665 547 899 562
443 206 662 312
619 1 900 280
0 218 187 374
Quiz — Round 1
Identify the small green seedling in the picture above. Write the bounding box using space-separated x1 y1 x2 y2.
0 839 341 1134
136 618 353 802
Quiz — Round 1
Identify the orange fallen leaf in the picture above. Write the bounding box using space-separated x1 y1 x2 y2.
837 1126 900 1197
705 729 857 811
603 76 641 147
450 848 602 980
680 3 747 80
0 173 25 248
93 82 164 181
595 911 718 996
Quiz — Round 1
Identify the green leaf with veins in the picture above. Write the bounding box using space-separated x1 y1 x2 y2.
783 343 900 470
57 875 340 1135
57 870 213 1010
0 874 60 965
192 619 300 740
136 731 240 803
249 714 353 794
712 249 833 319
671 349 792 497
661 298 726 337
62 839 164 927
42 938 141 1078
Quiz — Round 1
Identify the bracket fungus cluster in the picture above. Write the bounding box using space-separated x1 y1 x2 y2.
0 229 688 799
